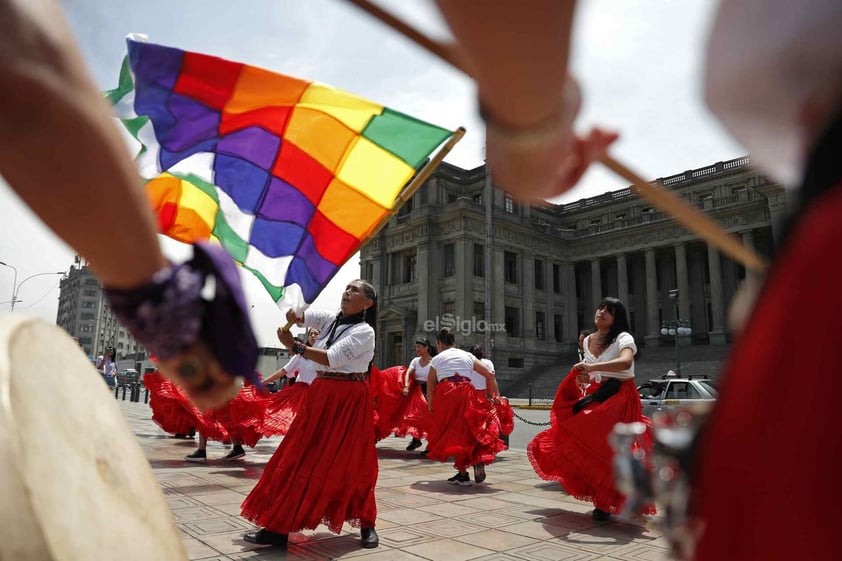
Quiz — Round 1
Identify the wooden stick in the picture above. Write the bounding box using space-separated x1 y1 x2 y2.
344 0 767 273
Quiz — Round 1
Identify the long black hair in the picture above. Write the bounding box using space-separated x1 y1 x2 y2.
416 337 437 358
435 328 456 347
595 297 635 356
357 279 378 331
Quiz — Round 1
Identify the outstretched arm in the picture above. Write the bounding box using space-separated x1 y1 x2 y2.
0 0 167 289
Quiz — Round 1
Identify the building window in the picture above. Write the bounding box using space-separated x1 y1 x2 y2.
81 300 96 309
391 251 417 284
534 259 544 290
554 314 563 342
443 301 455 315
473 244 484 277
364 262 374 282
84 278 99 286
83 289 97 297
504 193 515 214
473 301 485 320
79 336 92 345
552 264 561 293
473 192 483 204
504 252 518 284
616 213 626 226
536 312 546 341
398 196 414 216
505 306 520 337
80 313 95 320
508 357 524 368
80 324 93 333
443 244 455 277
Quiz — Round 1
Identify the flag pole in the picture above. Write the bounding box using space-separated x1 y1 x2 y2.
344 0 767 273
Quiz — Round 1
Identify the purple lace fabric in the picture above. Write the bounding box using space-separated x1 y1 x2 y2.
104 242 260 386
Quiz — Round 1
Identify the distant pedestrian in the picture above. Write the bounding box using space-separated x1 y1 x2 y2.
96 346 118 388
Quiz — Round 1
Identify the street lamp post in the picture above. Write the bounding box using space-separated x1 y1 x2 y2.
660 288 692 374
0 263 64 313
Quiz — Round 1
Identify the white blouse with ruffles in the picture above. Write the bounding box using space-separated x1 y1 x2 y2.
583 332 636 383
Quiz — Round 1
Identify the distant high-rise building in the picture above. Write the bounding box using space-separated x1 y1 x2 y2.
56 263 145 361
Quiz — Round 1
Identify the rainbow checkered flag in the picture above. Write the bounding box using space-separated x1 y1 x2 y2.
107 35 453 306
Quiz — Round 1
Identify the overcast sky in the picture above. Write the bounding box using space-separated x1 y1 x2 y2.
0 0 744 345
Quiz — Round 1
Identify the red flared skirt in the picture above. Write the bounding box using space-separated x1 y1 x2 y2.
241 377 378 534
205 382 269 448
527 369 655 514
426 380 506 471
261 382 309 436
369 366 409 441
395 382 432 440
144 371 225 438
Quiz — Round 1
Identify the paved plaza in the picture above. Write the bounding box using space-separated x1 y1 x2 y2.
121 400 670 560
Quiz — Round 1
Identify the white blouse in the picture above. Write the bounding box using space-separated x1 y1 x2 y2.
430 347 477 383
304 309 375 374
282 354 318 385
583 332 636 383
469 358 494 390
408 356 432 383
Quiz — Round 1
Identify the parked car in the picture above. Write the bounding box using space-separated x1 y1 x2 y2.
637 371 718 417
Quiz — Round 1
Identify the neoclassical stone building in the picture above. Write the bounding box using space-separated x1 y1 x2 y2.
361 157 789 386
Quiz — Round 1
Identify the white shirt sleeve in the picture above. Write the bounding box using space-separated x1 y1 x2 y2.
617 332 637 355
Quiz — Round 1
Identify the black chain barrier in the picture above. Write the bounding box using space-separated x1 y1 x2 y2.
512 409 552 427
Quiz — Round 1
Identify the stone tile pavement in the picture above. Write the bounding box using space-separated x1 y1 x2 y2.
120 400 670 560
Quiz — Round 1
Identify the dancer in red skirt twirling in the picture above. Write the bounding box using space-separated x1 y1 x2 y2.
528 298 654 521
242 280 380 549
397 339 436 452
426 329 503 486
261 329 319 437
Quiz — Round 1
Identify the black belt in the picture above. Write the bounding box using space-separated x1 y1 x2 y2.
316 371 367 382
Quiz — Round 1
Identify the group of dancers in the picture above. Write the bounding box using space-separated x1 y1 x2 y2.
142 285 652 549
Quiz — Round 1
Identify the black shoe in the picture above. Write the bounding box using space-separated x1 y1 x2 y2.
447 472 472 486
360 527 379 548
406 438 423 451
473 463 487 484
592 508 611 521
420 449 429 456
243 528 288 546
185 449 207 463
187 427 196 438
174 433 187 438
223 445 246 461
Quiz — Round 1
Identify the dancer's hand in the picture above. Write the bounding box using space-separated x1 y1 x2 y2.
484 77 618 201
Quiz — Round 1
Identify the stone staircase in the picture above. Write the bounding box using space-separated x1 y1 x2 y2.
501 342 733 400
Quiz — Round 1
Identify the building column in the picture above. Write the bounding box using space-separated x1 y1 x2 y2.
590 259 601 311
522 253 535 343
675 243 691 346
546 262 556 344
617 254 629 306
493 247 506 344
415 243 430 335
644 249 659 345
455 239 471 322
707 243 726 344
563 263 578 345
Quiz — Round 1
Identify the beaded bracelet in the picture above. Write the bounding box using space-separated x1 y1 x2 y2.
105 242 260 387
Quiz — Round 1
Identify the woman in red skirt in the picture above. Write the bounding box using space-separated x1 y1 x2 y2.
528 297 654 521
398 339 436 452
426 329 503 486
261 329 319 437
242 280 380 549
370 365 409 442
